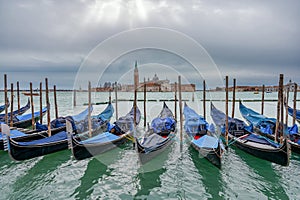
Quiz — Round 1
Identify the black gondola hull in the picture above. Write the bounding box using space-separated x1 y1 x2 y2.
0 126 65 150
71 133 130 160
229 134 290 166
191 142 222 169
8 138 68 161
137 135 174 165
13 112 46 129
254 127 300 155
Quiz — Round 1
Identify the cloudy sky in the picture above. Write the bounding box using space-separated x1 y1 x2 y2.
0 0 299 89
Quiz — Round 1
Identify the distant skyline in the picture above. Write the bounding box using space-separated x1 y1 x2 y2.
0 0 299 89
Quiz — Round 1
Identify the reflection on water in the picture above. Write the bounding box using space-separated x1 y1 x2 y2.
10 150 71 199
135 168 167 199
73 158 109 199
232 146 289 200
0 92 300 199
189 146 224 200
72 145 124 199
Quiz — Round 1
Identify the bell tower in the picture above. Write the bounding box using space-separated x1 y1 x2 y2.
134 61 139 89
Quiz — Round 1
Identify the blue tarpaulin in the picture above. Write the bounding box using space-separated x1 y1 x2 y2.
93 103 114 122
288 106 300 120
192 135 219 149
16 107 47 121
139 133 171 153
183 103 209 136
151 117 176 134
244 133 280 148
17 131 68 146
0 129 27 140
79 132 119 144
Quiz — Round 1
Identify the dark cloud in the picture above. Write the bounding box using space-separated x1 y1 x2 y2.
0 0 299 89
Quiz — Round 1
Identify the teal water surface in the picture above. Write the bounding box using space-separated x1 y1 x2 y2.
1 91 300 199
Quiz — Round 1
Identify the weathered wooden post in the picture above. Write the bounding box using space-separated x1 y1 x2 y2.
45 78 51 136
143 78 146 128
115 82 118 120
73 89 76 107
174 82 177 122
10 83 14 127
261 84 265 115
293 83 298 125
30 82 35 130
39 82 43 124
225 76 229 147
17 81 20 114
203 80 206 120
178 76 183 144
88 82 92 137
231 78 236 118
285 85 290 125
54 85 58 119
4 74 8 124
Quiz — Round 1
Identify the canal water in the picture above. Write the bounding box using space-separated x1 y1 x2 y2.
0 91 300 200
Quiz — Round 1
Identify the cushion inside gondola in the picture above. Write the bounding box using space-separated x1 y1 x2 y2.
0 129 27 139
151 117 176 134
192 135 219 148
16 131 68 146
16 107 47 121
140 133 169 152
79 132 119 144
243 134 280 148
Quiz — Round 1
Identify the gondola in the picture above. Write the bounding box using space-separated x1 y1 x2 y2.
183 103 224 168
136 102 176 165
287 105 300 124
239 101 300 154
4 104 113 161
71 104 141 160
11 107 48 128
0 101 9 114
0 98 30 120
211 103 290 166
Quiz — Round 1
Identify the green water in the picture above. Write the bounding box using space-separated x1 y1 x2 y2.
1 91 300 199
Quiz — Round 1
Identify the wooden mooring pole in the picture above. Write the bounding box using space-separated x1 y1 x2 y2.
17 81 20 114
203 80 206 120
39 82 43 123
261 84 265 115
4 74 8 124
30 82 35 130
54 85 58 119
225 76 229 147
232 78 236 118
293 83 298 125
45 78 51 136
174 82 177 122
143 78 146 128
10 83 14 127
115 82 118 120
88 82 92 137
178 76 183 144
